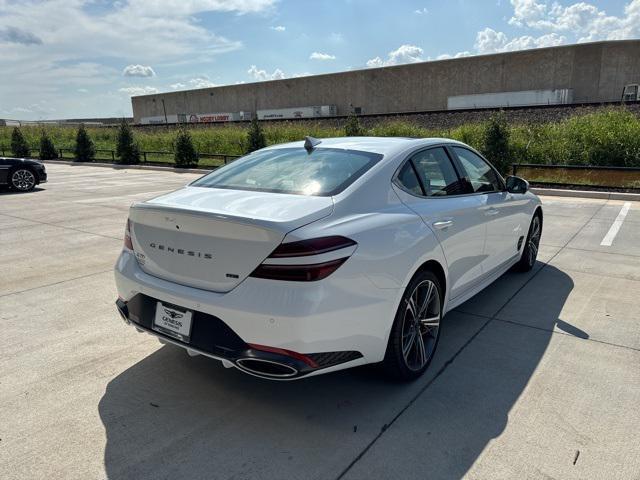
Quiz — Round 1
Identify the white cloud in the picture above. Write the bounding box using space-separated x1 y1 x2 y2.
118 86 159 96
436 51 471 60
508 0 548 27
508 0 640 42
270 25 285 31
309 52 336 61
475 27 565 53
247 65 286 81
367 44 424 67
168 77 217 90
430 1 640 62
0 0 277 119
366 57 384 68
123 64 156 77
414 7 428 15
124 0 277 17
188 77 217 88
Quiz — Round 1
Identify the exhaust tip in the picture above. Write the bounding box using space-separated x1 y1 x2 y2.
236 358 298 378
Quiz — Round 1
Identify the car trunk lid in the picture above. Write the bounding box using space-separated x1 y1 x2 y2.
129 186 334 292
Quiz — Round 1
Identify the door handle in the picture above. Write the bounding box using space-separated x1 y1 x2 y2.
485 208 500 216
433 220 454 230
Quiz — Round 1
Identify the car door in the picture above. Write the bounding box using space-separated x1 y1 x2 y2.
0 160 10 184
450 146 524 275
392 146 487 301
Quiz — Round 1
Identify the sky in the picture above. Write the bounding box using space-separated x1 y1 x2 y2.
1 0 639 120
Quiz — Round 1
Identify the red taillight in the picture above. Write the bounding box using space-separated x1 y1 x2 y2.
124 219 134 250
249 236 356 282
247 343 319 368
268 236 357 257
251 258 348 282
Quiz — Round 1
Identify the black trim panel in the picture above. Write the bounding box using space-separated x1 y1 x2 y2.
116 295 364 378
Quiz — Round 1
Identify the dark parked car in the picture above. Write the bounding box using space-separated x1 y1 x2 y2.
0 157 47 192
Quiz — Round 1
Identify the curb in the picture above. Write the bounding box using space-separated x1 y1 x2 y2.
532 187 640 201
40 159 212 175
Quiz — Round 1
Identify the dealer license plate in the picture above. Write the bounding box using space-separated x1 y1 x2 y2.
153 302 193 343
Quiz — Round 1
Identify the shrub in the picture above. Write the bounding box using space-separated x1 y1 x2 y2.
116 119 140 164
482 112 511 174
74 124 96 162
246 117 266 152
11 127 30 158
39 131 58 160
174 128 198 168
369 120 426 138
2 107 640 168
344 114 366 136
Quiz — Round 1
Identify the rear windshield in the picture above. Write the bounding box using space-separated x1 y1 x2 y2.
191 147 383 196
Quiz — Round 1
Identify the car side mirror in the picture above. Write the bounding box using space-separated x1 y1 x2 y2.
506 175 529 194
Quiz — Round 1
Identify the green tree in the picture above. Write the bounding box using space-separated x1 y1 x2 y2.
344 114 366 136
174 128 198 168
246 117 266 153
116 119 140 164
74 124 96 162
39 130 58 160
482 111 511 175
11 127 30 158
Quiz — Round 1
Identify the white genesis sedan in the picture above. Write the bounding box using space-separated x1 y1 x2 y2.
114 137 542 381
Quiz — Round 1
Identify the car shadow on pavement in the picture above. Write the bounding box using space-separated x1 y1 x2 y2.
99 264 575 480
0 186 45 195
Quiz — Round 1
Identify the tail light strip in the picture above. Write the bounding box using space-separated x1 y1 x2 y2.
124 219 134 251
261 244 357 265
250 235 357 282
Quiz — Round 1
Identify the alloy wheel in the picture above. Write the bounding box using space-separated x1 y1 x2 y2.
528 216 541 266
400 279 441 371
11 169 36 191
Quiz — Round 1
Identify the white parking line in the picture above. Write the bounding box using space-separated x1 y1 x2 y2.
600 202 632 246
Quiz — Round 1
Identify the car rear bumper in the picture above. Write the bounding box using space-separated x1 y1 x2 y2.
114 250 402 379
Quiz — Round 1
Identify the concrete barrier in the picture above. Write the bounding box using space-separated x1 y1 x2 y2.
531 187 640 201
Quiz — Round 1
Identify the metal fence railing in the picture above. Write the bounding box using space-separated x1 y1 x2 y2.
513 163 640 189
0 146 241 168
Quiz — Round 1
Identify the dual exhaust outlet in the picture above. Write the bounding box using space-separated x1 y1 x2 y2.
235 358 299 378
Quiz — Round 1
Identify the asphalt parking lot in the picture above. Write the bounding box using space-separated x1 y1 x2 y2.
1 163 639 480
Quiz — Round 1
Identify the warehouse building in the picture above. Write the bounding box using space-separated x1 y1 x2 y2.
131 40 640 125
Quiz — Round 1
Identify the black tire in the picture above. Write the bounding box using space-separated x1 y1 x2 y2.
382 269 443 381
515 212 542 272
10 167 37 192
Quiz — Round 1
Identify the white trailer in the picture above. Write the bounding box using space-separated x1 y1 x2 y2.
447 89 573 110
188 112 244 123
139 114 179 125
140 112 251 125
257 105 337 120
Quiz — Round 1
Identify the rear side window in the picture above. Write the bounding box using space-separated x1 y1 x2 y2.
411 148 464 196
453 147 503 193
396 147 467 197
396 162 422 195
191 147 382 196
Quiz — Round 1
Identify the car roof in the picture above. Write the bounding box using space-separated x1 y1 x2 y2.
263 137 466 156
